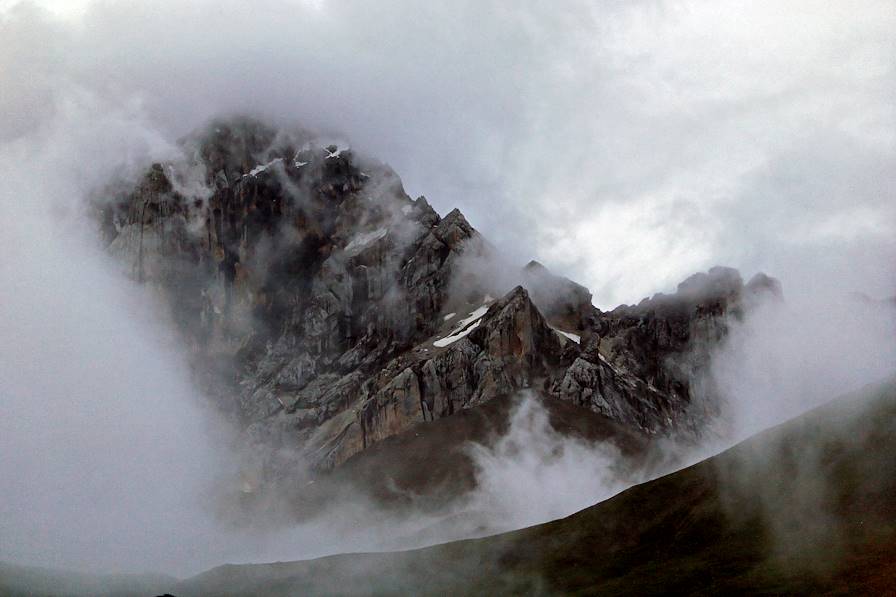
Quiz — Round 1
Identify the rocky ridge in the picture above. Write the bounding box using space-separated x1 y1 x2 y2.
96 117 780 478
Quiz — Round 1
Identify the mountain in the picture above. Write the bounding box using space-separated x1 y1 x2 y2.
93 117 778 497
6 115 891 595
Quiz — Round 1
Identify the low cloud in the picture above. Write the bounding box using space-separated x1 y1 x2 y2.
463 393 635 531
694 281 896 572
706 290 896 444
0 0 893 581
2 0 892 307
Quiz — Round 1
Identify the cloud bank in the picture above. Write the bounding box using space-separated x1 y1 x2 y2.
1 0 892 307
0 0 893 580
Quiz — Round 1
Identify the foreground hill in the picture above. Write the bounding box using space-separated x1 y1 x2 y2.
166 377 896 596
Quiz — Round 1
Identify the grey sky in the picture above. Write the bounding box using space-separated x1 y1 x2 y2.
1 0 893 307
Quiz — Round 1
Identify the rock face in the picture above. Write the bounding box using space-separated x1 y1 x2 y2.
566 266 780 435
96 117 780 475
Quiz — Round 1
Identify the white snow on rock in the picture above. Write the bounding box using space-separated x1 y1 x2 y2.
345 228 388 255
443 312 456 321
433 321 481 348
433 305 490 348
552 328 581 344
245 157 283 178
326 144 349 159
295 160 309 167
402 204 414 215
597 352 628 376
456 306 489 329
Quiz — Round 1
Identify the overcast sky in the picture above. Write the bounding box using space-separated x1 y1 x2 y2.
1 0 893 307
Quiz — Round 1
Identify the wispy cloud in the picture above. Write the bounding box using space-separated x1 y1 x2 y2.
1 0 891 306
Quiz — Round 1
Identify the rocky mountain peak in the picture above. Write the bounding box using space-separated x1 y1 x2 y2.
745 272 784 300
521 259 593 328
677 265 742 298
95 117 780 483
431 207 477 248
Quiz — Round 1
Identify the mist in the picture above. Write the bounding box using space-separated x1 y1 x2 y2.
1 0 894 586
463 394 635 532
0 100 227 575
2 0 893 307
708 292 896 444
0 98 640 579
0 87 422 578
687 278 896 573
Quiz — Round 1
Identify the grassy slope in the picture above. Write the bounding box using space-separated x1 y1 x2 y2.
173 379 896 596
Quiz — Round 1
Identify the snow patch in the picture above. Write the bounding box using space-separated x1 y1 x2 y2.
402 204 413 215
443 312 456 321
552 328 581 344
433 321 481 348
456 306 489 328
326 145 349 159
433 305 490 348
245 157 283 178
345 228 388 255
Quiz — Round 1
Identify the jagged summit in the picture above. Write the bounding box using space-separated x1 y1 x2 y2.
96 117 780 485
521 258 593 328
745 271 784 299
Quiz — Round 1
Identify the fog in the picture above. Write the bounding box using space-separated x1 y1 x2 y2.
0 101 637 577
0 101 227 575
2 0 893 307
464 393 634 532
0 92 418 578
683 281 896 574
707 292 896 445
1 0 894 584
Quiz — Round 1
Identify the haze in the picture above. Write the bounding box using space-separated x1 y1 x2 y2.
0 0 893 583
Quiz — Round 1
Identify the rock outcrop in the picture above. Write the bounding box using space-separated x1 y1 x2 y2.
95 117 780 477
